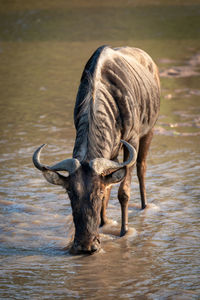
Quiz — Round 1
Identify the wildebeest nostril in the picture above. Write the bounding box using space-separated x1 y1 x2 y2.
71 238 101 254
80 239 101 254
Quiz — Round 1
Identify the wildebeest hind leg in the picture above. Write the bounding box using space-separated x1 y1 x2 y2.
137 129 154 209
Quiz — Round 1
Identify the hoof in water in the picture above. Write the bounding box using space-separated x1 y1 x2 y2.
120 227 137 239
142 203 160 215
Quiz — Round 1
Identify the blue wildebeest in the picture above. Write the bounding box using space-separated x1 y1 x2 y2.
33 46 160 254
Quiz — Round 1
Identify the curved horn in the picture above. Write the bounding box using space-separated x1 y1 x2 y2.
90 140 137 176
33 144 48 171
32 144 81 174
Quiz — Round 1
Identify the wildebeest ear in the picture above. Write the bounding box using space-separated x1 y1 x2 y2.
42 170 69 188
104 167 126 185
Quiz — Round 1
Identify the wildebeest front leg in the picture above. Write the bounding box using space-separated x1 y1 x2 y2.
100 186 111 227
118 164 134 236
137 129 154 209
118 143 136 236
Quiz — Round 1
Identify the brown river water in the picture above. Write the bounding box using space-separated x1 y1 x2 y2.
0 1 200 299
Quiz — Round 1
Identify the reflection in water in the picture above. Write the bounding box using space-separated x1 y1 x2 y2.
0 0 200 299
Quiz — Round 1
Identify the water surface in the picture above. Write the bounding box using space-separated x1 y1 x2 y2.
0 0 200 299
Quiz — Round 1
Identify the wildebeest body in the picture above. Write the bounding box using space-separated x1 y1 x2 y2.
73 46 160 162
33 45 160 254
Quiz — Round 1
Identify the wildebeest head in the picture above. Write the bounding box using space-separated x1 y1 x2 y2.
33 140 136 254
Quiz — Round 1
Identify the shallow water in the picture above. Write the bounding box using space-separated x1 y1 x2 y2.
0 1 200 299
